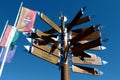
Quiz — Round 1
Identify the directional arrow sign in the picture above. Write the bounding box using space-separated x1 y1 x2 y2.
72 51 102 65
72 55 102 66
72 65 100 76
40 13 61 33
72 32 101 40
33 43 59 57
71 38 102 53
66 7 85 31
30 44 59 65
66 16 93 30
78 40 106 51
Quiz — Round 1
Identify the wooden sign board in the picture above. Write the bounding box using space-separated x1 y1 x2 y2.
72 55 102 65
37 29 50 37
66 16 91 31
72 65 99 76
40 13 61 33
71 38 102 53
31 45 59 65
66 7 84 31
72 32 100 40
33 43 59 57
79 40 104 50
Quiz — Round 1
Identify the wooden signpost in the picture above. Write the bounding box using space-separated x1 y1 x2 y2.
25 7 107 80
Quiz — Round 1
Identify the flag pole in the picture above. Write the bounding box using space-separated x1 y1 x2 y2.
0 48 4 57
5 2 23 46
13 2 23 28
0 2 23 77
0 20 9 42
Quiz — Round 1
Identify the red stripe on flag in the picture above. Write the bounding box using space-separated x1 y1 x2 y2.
0 25 12 47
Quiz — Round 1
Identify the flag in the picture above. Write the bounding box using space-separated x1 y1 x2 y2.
9 30 20 50
0 45 17 63
16 7 36 32
0 25 12 47
72 65 99 76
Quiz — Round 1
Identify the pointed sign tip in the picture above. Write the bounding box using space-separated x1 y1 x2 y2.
22 32 29 36
31 28 35 32
99 71 104 75
26 38 32 43
102 60 108 65
101 46 106 50
24 45 30 52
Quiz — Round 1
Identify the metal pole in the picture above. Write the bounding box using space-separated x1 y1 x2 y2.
61 57 70 80
60 11 70 80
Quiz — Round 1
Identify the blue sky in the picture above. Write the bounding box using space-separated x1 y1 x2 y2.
0 0 120 80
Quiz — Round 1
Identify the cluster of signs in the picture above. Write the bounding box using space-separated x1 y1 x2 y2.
0 2 107 77
24 7 107 76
